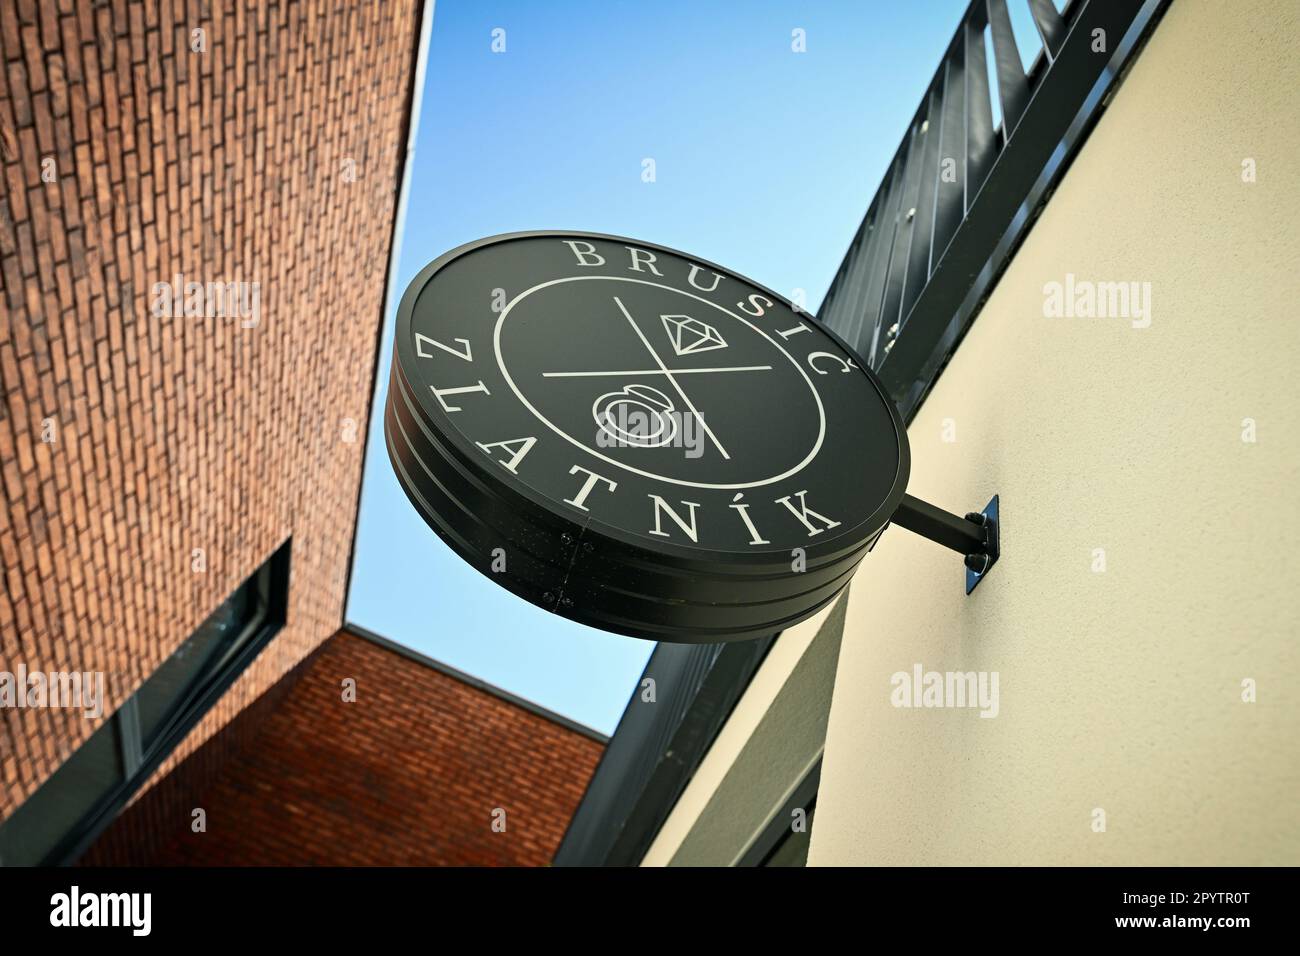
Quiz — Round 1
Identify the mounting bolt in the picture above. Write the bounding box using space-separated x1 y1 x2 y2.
542 592 555 604
890 493 999 595
560 532 573 546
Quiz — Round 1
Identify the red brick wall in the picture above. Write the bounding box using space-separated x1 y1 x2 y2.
0 1 421 822
84 629 607 866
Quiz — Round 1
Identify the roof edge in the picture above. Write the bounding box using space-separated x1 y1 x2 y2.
341 624 610 745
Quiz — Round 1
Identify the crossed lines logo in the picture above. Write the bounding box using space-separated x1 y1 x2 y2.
589 312 734 459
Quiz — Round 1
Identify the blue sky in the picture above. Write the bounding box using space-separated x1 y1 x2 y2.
346 0 980 734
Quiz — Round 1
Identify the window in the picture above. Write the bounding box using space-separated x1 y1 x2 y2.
134 581 260 752
0 541 290 866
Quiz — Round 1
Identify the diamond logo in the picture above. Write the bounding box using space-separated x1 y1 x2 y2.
660 314 727 356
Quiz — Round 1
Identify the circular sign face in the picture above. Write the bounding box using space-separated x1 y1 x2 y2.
386 232 910 643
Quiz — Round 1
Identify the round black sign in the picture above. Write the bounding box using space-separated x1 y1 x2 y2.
385 231 910 643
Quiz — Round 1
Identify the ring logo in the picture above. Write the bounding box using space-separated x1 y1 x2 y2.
49 886 151 937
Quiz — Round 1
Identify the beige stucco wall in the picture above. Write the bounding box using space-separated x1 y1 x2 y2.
810 0 1300 865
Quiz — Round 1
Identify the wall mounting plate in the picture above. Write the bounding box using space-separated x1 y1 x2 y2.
966 495 1000 595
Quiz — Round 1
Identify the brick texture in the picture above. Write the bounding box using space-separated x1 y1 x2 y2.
83 629 607 865
0 1 421 822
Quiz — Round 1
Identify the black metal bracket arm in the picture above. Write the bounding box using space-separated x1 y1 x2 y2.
891 493 1000 594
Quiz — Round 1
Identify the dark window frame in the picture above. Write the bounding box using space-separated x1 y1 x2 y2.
0 541 290 867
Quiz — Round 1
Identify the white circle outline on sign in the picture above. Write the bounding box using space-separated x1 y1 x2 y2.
489 275 827 491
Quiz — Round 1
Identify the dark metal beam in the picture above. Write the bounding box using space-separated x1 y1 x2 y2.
892 493 992 557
